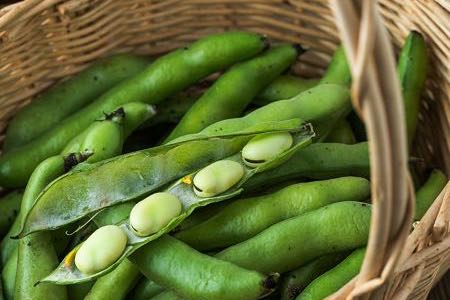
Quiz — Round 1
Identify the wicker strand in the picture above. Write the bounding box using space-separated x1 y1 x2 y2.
330 1 413 298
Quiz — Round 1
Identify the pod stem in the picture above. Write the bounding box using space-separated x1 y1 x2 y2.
63 151 92 172
104 107 125 123
259 273 280 298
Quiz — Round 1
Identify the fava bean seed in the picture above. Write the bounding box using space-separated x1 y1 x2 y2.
75 225 127 275
130 193 182 237
193 160 244 197
242 132 293 167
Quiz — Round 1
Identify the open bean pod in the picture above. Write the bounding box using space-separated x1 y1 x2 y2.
16 118 310 238
38 124 314 284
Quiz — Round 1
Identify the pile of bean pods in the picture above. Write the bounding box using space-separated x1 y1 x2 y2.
0 31 446 300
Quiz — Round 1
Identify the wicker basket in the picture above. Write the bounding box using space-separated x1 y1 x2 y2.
0 1 448 299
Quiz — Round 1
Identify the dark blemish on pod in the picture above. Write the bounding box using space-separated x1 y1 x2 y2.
262 274 278 290
261 36 270 51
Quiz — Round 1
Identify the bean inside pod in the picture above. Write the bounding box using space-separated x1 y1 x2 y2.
75 225 127 275
130 192 182 237
242 132 293 167
193 160 244 197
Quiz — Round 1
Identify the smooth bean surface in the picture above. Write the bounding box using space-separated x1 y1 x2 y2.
398 31 428 147
128 278 164 300
193 160 244 197
415 169 447 220
75 225 127 275
130 193 182 236
319 46 351 86
242 132 293 167
215 201 371 274
280 253 347 300
296 248 365 300
84 259 140 300
253 75 318 106
129 235 277 300
325 120 356 144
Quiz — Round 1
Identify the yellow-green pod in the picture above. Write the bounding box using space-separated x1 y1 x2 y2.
242 132 293 167
130 192 182 237
75 225 127 275
193 160 244 197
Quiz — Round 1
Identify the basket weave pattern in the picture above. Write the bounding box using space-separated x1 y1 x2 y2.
0 1 449 299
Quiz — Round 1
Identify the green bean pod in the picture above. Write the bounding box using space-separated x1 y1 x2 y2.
398 31 428 147
216 201 371 274
129 235 277 300
67 282 95 300
325 120 356 144
280 253 347 300
0 217 20 266
80 109 124 163
296 248 366 300
129 279 164 300
165 44 301 141
253 75 319 106
62 102 155 154
3 54 151 152
319 46 351 86
15 154 86 300
84 259 140 300
0 31 267 188
176 177 370 250
415 169 447 220
151 291 182 300
19 119 310 238
246 142 370 190
1 249 16 300
40 123 314 284
171 83 351 143
0 191 22 238
145 74 317 129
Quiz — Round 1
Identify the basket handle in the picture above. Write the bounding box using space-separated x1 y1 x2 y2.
329 0 415 298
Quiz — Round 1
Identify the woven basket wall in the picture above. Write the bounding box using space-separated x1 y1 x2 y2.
0 1 449 299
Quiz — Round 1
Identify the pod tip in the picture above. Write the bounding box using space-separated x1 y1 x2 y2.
263 273 280 290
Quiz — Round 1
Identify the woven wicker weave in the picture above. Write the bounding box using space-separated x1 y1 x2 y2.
0 1 448 299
